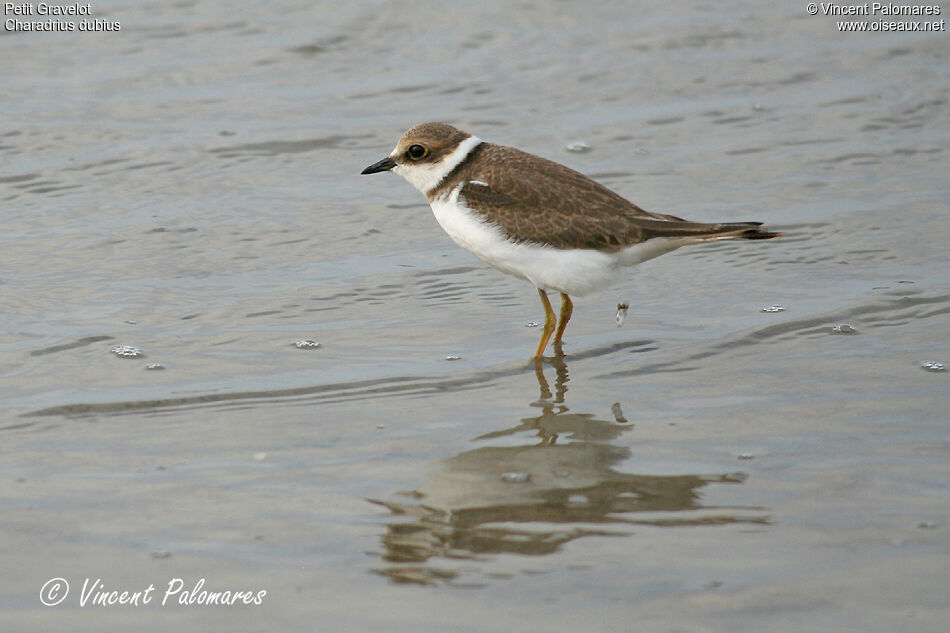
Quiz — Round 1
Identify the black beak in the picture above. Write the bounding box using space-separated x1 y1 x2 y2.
361 156 396 175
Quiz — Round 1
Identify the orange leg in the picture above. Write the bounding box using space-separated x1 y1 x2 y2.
552 293 573 345
534 289 557 358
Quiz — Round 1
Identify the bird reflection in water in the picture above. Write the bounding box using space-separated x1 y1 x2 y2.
370 353 766 585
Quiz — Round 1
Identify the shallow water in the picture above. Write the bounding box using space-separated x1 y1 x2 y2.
2 1 949 631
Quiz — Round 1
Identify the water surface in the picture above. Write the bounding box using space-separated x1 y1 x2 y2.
2 1 949 631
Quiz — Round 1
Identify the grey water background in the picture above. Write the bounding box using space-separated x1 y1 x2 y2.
2 1 949 631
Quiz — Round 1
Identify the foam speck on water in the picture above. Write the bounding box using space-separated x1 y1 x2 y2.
501 471 529 483
564 141 591 153
615 302 629 327
111 345 143 358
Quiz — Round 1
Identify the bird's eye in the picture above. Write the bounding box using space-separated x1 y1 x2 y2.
407 144 428 160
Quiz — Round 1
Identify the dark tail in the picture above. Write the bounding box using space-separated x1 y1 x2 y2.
639 218 783 241
731 222 782 240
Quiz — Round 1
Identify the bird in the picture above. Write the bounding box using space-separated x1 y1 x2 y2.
361 122 780 359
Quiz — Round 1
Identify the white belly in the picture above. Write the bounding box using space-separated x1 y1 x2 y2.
428 187 685 297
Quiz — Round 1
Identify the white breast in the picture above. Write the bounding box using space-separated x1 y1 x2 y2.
429 183 631 297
